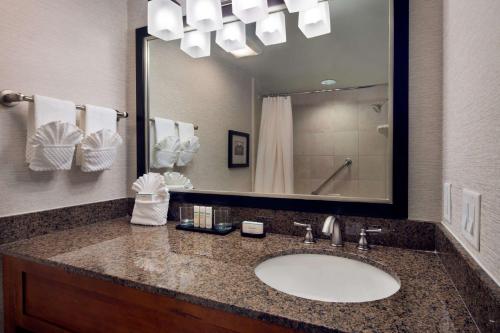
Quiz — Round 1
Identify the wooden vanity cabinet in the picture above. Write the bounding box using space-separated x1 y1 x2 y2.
3 256 299 333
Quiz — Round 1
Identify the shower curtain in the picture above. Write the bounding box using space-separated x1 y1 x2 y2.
254 96 294 194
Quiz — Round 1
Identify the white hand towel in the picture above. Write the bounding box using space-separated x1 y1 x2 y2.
176 122 198 166
154 117 176 142
177 121 195 143
77 105 119 168
26 95 77 163
80 104 117 135
151 118 179 169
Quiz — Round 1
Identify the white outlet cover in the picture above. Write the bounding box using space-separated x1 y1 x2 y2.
461 189 481 251
443 183 452 224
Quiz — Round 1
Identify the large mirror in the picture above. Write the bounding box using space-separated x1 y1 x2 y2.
137 0 407 214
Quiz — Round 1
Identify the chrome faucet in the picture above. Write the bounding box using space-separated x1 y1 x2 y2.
357 228 382 251
322 216 343 247
293 222 316 244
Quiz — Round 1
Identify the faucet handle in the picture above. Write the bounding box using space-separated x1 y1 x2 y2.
357 228 382 251
293 222 316 244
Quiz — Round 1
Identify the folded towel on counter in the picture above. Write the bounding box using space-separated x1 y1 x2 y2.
151 117 180 168
26 95 77 163
176 121 199 167
77 105 121 171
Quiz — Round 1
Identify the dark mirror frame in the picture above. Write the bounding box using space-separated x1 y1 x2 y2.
136 0 409 219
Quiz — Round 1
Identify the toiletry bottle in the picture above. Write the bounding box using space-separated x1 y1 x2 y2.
194 206 200 227
206 207 213 229
199 206 206 228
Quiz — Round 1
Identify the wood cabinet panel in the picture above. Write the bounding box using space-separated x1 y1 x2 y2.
3 256 299 333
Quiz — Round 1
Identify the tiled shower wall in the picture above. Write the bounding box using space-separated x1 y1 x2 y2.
293 85 389 199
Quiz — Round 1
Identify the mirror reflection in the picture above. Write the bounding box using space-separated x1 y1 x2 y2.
146 0 392 203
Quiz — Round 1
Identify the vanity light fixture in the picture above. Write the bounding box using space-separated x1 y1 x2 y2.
230 45 260 58
284 0 318 13
180 30 211 58
232 0 269 24
321 79 336 86
298 1 331 38
147 0 184 41
186 0 223 32
216 21 246 52
256 12 287 46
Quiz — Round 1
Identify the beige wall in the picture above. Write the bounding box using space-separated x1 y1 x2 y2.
0 0 129 217
408 0 443 222
442 0 500 283
292 86 390 199
148 40 253 192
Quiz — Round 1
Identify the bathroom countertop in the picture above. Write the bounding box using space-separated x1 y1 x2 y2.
0 218 477 333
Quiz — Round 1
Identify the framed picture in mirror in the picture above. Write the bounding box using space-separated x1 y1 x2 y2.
228 130 249 168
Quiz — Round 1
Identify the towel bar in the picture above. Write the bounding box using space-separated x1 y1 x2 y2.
0 90 128 119
149 118 198 130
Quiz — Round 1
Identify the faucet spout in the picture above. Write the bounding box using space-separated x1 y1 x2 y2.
322 216 343 247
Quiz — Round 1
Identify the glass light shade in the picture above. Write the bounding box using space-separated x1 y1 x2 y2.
230 45 259 58
148 0 184 41
186 0 223 32
232 0 269 24
298 1 331 38
216 21 246 52
256 12 286 45
284 0 318 13
180 30 211 58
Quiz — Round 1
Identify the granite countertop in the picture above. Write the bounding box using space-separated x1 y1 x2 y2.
0 217 477 333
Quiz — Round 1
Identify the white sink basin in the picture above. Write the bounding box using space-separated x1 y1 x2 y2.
255 254 400 303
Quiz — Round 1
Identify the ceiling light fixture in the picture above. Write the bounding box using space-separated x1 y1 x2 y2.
186 0 223 32
321 79 337 86
230 45 260 58
148 0 184 41
256 12 286 46
180 30 211 58
232 0 269 24
216 21 246 52
298 1 331 38
284 0 318 13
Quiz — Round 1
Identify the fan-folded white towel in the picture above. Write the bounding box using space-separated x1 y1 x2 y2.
151 118 180 168
78 105 121 171
26 95 77 163
176 121 199 167
177 121 195 142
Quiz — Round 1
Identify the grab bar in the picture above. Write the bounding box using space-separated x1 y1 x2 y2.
311 158 352 195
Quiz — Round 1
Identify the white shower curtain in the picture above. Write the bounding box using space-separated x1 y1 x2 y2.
254 96 294 194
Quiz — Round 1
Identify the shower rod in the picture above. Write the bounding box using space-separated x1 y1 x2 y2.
260 83 388 98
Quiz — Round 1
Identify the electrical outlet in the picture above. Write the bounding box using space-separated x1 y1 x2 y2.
461 189 481 251
443 183 451 224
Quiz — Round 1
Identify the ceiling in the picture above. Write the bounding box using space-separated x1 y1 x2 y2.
168 0 390 94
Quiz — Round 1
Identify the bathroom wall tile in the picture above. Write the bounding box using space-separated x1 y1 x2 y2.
329 180 359 197
332 99 359 132
294 178 311 195
309 132 334 156
293 131 310 156
293 156 311 180
358 180 387 199
310 156 335 179
359 155 387 181
359 130 387 155
333 131 358 155
358 102 389 131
